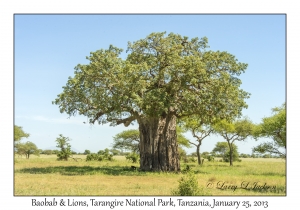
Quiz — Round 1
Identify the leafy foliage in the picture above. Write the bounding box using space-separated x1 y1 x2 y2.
86 153 100 161
252 103 286 157
213 118 254 165
53 31 249 128
53 32 250 171
172 171 210 196
207 155 215 162
87 149 114 161
180 116 214 165
176 126 192 148
201 151 210 159
15 141 40 159
41 149 53 155
83 150 91 155
112 129 140 153
212 142 239 162
55 134 72 161
14 125 30 142
178 147 187 161
125 152 139 163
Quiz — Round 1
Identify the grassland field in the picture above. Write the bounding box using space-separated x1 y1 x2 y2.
14 155 286 196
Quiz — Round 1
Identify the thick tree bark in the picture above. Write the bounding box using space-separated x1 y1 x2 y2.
138 114 180 172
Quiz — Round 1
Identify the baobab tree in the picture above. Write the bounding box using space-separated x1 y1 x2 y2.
53 32 249 171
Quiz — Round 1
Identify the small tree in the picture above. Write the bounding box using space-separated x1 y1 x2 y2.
83 149 91 155
212 142 229 157
212 142 239 162
15 141 40 159
55 134 72 161
112 129 140 153
181 117 214 165
213 118 254 166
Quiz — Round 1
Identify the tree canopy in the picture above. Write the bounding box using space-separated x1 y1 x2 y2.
15 141 39 159
213 118 254 165
252 103 286 157
180 116 214 165
14 125 30 142
53 32 249 127
112 129 140 153
212 141 239 162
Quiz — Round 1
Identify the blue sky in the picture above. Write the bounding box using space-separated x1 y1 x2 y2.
14 14 286 154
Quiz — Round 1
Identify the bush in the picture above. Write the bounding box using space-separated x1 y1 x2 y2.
86 152 114 162
207 155 215 162
172 171 210 196
86 153 99 161
223 150 241 162
125 153 139 163
189 157 197 163
97 155 104 161
107 155 114 161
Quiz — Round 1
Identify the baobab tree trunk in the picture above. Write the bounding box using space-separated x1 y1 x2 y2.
138 114 180 172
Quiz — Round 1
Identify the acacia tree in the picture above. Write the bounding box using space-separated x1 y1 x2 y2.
252 103 286 157
14 125 30 143
112 129 140 153
15 141 40 159
180 117 214 165
214 118 254 166
53 32 249 171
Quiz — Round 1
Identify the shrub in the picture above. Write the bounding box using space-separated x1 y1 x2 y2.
97 155 104 161
125 153 139 163
189 157 197 163
207 155 215 162
107 154 114 161
86 153 99 161
87 149 114 161
223 150 241 162
183 157 189 163
172 171 210 196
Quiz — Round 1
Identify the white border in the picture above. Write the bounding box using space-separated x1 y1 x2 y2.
2 0 298 209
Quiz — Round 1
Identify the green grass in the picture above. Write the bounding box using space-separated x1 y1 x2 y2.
14 155 286 196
